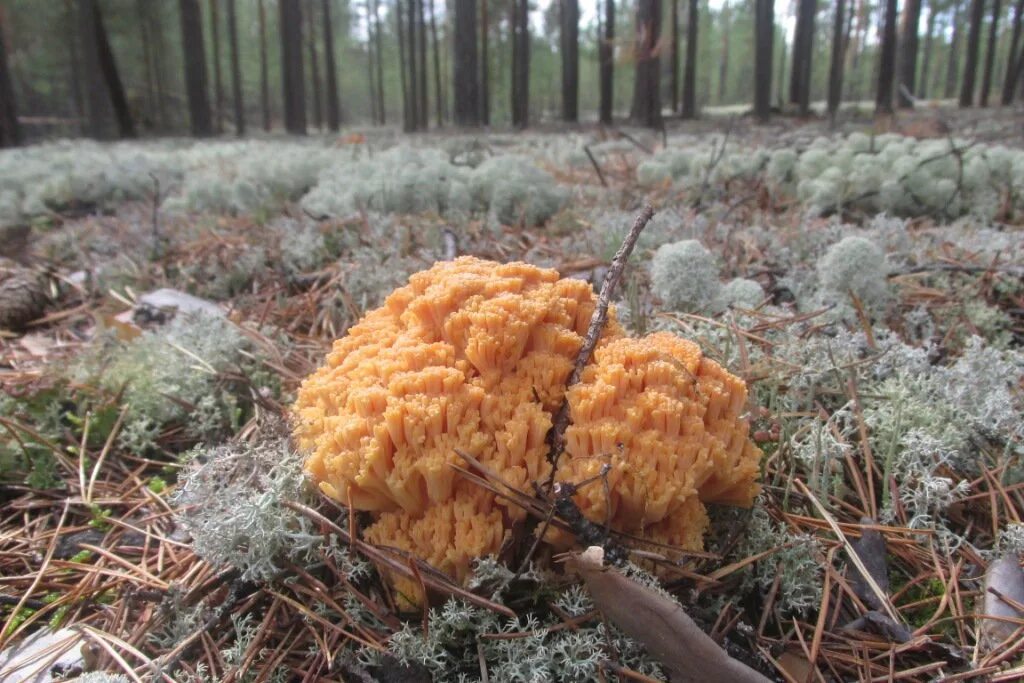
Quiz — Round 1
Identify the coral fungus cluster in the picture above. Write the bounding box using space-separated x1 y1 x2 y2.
293 257 762 599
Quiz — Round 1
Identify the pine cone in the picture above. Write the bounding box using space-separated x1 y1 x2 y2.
0 258 48 330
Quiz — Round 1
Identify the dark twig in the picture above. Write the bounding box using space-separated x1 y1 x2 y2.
616 129 653 155
149 172 163 261
583 145 609 188
546 204 655 478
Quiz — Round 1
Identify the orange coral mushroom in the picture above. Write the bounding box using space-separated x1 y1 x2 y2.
293 257 761 599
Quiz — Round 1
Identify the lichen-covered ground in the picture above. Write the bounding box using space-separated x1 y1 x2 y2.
1 107 1023 682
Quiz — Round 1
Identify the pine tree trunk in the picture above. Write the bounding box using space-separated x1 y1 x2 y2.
718 2 730 103
960 0 986 106
1002 0 1024 102
429 0 444 126
94 2 135 138
0 12 20 147
452 0 480 125
227 0 245 135
631 0 662 127
80 0 113 138
210 0 224 133
137 0 157 128
945 0 963 98
561 0 579 121
279 0 307 133
397 0 411 131
671 0 680 112
180 0 212 136
828 0 847 118
876 0 898 113
980 0 1001 105
306 0 323 130
600 0 615 124
754 0 774 121
417 0 429 129
897 0 922 107
259 0 271 130
374 0 386 123
321 0 339 130
511 0 530 127
65 0 86 134
480 0 490 124
366 0 379 124
919 2 936 98
791 0 817 114
681 0 698 118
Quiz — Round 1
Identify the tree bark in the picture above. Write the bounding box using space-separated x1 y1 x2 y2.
876 0 898 113
561 0 579 121
259 0 271 130
511 0 530 128
945 0 963 98
897 0 922 107
80 0 113 138
1002 0 1024 102
631 0 662 127
718 2 730 103
397 0 412 130
92 0 135 137
227 0 245 135
600 0 615 124
980 0 1001 105
373 0 386 123
279 0 307 133
828 0 847 118
210 0 224 132
671 0 680 112
180 0 213 136
919 1 936 98
791 0 817 114
960 0 986 106
417 0 429 128
137 0 157 128
366 0 379 124
754 0 774 121
453 0 480 125
480 0 490 124
65 0 86 134
306 0 323 129
322 0 340 130
429 0 444 126
681 0 698 118
0 13 20 147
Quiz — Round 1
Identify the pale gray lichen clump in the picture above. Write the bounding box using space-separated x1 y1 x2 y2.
650 239 722 312
816 235 890 316
717 277 765 310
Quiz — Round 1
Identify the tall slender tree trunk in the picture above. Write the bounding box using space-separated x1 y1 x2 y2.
600 0 615 124
671 0 680 112
960 0 986 105
429 0 443 126
681 0 698 117
65 0 86 134
0 13 21 147
406 0 420 129
1002 0 1024 102
226 0 245 135
81 0 113 138
137 0 157 128
210 0 224 132
945 0 963 97
718 2 730 103
397 0 411 131
279 0 307 133
980 0 1001 105
366 0 379 123
94 2 135 138
259 0 271 130
480 0 490 124
631 0 662 127
876 0 898 112
791 0 817 114
453 0 480 125
828 0 847 118
919 2 936 98
417 0 429 128
373 0 385 123
561 0 579 121
897 0 922 107
306 0 323 129
511 0 530 127
322 0 340 130
754 0 774 121
179 0 212 136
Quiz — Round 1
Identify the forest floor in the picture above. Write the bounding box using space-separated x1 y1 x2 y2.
1 105 1023 682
